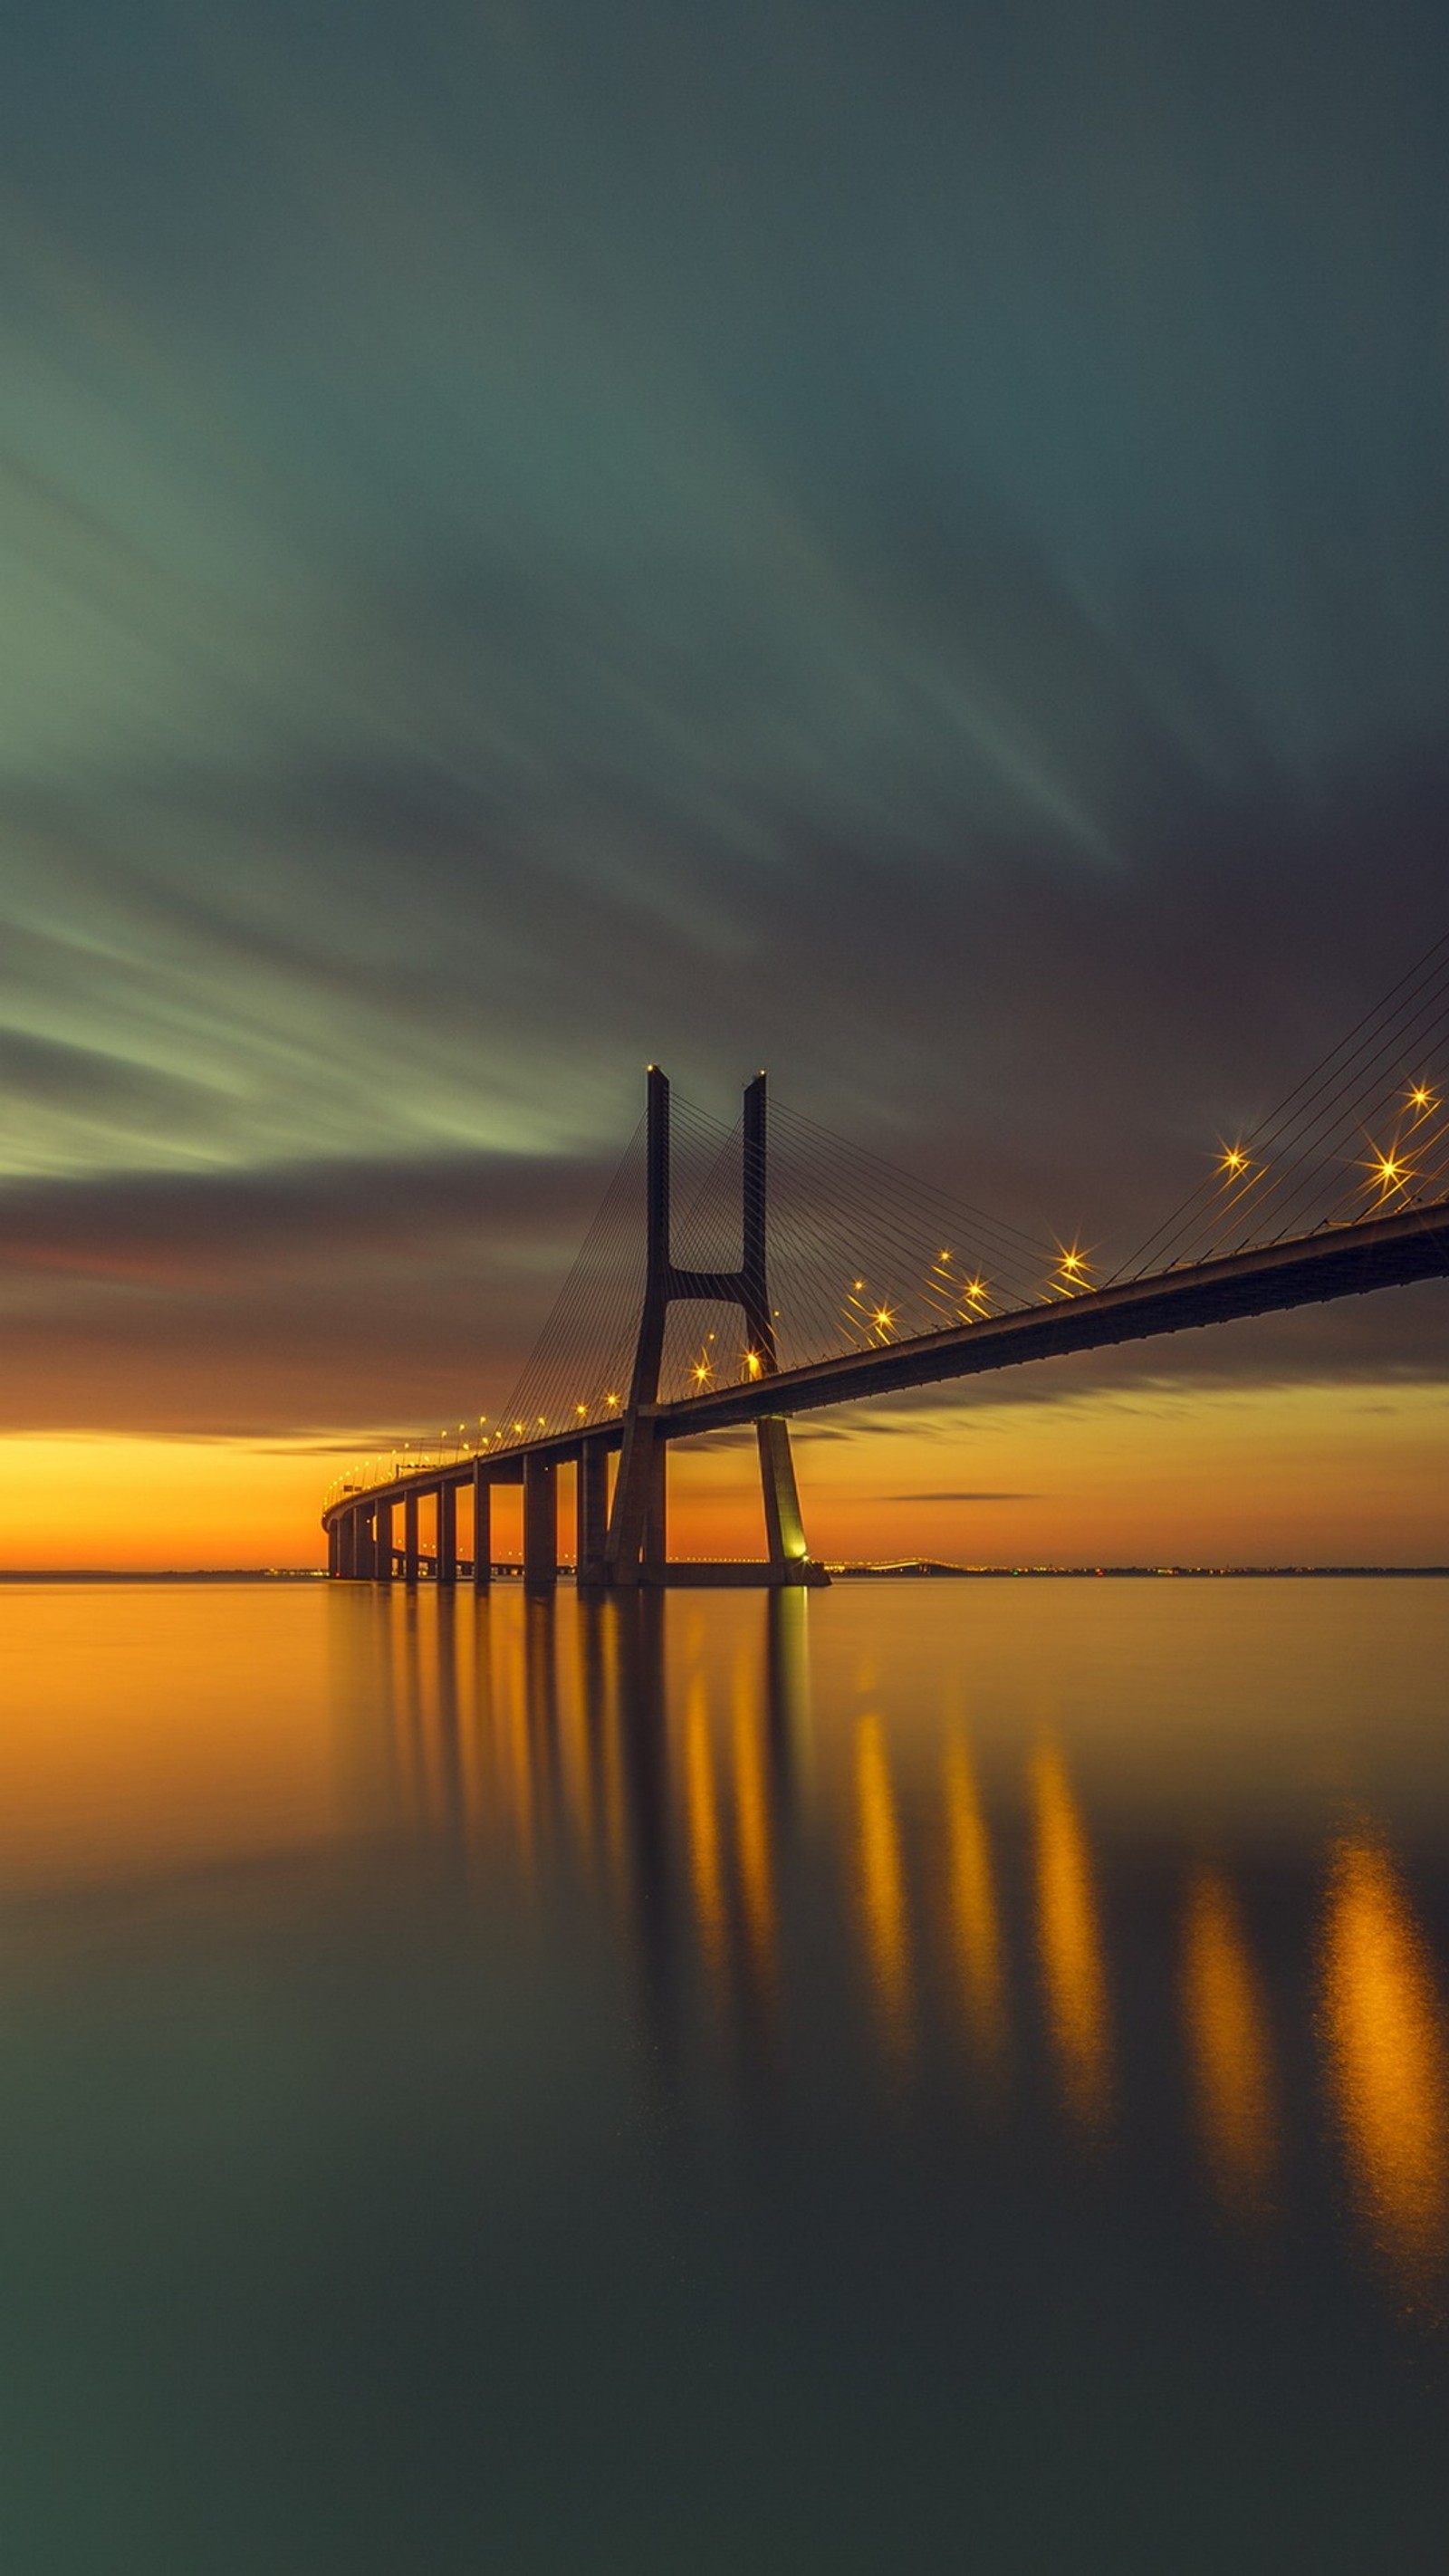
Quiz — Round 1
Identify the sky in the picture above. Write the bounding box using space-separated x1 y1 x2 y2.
2 0 1447 1564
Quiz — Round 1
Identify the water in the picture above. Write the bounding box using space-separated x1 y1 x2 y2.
2 1576 1448 2571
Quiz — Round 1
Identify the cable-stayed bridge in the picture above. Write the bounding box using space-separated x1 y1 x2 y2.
322 937 1449 1585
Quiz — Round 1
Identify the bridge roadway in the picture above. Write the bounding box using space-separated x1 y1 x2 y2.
324 1195 1449 1552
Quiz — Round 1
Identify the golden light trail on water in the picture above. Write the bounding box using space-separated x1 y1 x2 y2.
854 1713 912 2062
1182 1868 1277 2221
557 1621 598 1882
683 1675 726 1984
732 1666 776 1995
597 1609 628 1901
1032 1742 1112 2136
501 1618 535 1879
1320 1834 1449 2296
942 1731 1006 2082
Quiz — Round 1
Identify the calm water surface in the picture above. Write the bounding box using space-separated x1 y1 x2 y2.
2 1576 1448 2571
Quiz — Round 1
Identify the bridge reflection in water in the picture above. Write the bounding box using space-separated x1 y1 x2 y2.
1321 1837 1449 2293
1183 1867 1279 2224
331 1584 1449 2311
1032 1740 1114 2141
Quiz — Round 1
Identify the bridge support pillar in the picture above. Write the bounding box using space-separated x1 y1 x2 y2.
643 1435 667 1578
473 1464 491 1588
603 1408 660 1586
523 1455 558 1586
757 1417 808 1572
577 1442 609 1581
403 1491 419 1583
438 1483 457 1585
375 1497 393 1581
327 1522 340 1578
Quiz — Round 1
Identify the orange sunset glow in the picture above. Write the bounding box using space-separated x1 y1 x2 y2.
2 1374 1446 1570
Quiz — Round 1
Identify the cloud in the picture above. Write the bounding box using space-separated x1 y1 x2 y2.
0 0 1445 1449
0 1134 1444 1441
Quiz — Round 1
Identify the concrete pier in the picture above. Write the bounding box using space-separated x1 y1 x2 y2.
473 1464 492 1590
523 1455 557 1586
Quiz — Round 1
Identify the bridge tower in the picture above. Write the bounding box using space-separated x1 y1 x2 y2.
594 1068 817 1587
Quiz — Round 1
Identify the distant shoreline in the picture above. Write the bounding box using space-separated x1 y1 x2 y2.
0 1568 331 1583
2 1565 1448 1584
823 1562 1449 1579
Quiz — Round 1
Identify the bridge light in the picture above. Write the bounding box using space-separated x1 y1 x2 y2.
1219 1145 1249 1176
575 1401 588 1418
605 1392 620 1408
744 1350 763 1378
1407 1084 1437 1116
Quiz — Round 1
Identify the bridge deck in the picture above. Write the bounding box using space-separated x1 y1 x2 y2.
323 1197 1449 1523
668 1195 1449 1436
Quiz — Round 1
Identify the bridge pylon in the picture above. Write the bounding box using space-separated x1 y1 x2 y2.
591 1067 824 1588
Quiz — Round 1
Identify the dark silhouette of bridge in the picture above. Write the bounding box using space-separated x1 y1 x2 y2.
323 941 1449 1587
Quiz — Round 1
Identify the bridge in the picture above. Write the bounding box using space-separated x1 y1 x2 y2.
322 937 1449 1586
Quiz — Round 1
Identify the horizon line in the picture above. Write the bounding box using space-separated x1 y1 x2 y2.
3 1563 1449 1583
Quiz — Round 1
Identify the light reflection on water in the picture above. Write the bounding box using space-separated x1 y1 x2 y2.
1321 1835 1449 2297
853 1712 913 2062
328 1578 1449 2306
683 1676 726 1985
1031 1738 1113 2139
1183 1866 1278 2224
941 1728 1007 2085
3 1577 1449 2564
